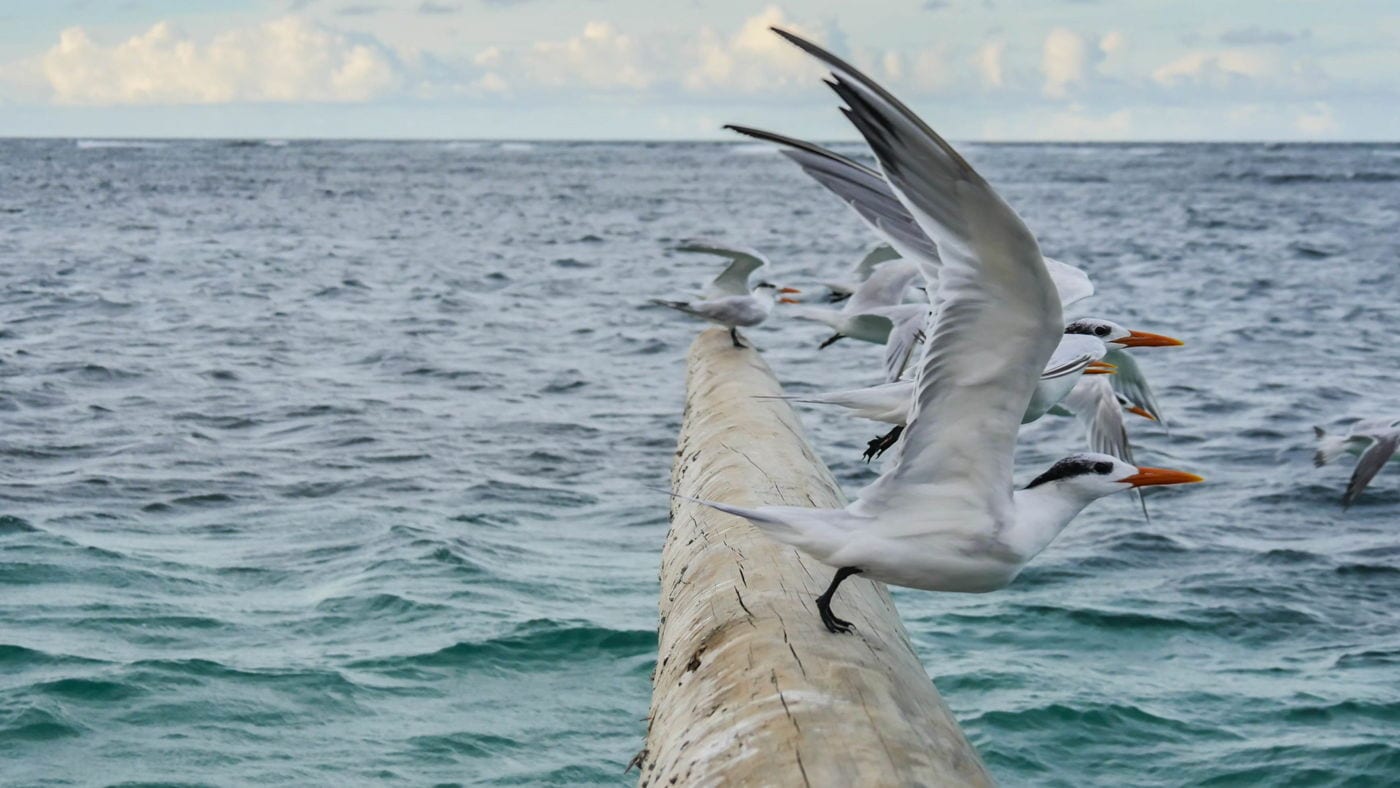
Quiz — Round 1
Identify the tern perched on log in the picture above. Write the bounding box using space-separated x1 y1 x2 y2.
653 241 800 348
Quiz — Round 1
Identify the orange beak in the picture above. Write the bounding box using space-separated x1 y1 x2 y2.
1118 330 1184 348
779 287 801 294
1120 467 1204 488
1125 405 1157 421
779 297 800 304
1084 360 1117 375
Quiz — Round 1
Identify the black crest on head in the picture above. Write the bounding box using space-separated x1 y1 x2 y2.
1026 457 1114 488
755 281 776 289
1065 319 1111 338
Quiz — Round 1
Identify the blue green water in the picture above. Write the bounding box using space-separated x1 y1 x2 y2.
2 139 1398 785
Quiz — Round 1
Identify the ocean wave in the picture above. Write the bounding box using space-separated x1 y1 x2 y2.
75 140 166 150
348 620 654 670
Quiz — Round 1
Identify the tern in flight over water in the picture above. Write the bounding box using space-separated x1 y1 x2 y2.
681 28 1202 633
652 241 799 347
1315 418 1400 509
770 332 1118 460
822 242 902 303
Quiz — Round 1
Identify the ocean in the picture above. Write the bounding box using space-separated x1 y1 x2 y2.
1 138 1397 786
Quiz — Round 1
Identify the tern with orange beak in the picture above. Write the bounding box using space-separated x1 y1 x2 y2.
1063 318 1184 424
652 240 800 348
674 28 1203 633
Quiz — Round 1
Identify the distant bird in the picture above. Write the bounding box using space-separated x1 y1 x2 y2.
654 241 798 348
1315 419 1400 509
686 28 1201 633
822 242 901 302
772 332 1117 460
786 258 928 381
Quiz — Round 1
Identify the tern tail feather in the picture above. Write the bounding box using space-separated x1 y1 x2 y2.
657 488 849 558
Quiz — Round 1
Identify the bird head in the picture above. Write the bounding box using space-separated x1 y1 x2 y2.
755 281 801 303
1025 453 1203 501
1064 318 1183 349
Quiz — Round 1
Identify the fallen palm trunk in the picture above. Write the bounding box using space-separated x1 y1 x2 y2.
637 327 991 787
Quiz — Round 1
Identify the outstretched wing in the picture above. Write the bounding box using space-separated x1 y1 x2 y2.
724 125 943 274
852 242 901 280
727 124 1093 311
1343 432 1399 509
772 30 1061 535
1103 348 1166 427
677 239 769 297
880 309 928 383
846 258 920 314
1062 376 1134 461
1043 257 1094 309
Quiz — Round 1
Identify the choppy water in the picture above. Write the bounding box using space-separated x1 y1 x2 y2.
2 138 1398 786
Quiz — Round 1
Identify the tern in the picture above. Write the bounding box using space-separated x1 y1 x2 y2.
653 241 798 347
1314 419 1400 509
682 29 1201 633
771 332 1118 460
787 258 930 381
823 242 902 303
1063 318 1182 424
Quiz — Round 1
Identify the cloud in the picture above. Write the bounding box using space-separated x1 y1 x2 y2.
521 21 654 90
417 1 460 13
1151 49 1275 87
1295 102 1339 135
335 4 383 15
922 0 950 10
1219 27 1300 46
1042 27 1086 98
38 17 398 105
972 39 1004 88
684 6 824 93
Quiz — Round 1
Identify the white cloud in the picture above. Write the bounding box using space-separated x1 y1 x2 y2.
38 17 397 105
522 21 653 90
972 40 1004 88
1295 102 1339 135
1151 49 1275 87
881 50 904 82
1042 28 1086 98
684 6 824 93
908 46 954 92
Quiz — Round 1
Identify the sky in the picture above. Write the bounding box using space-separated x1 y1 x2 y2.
0 0 1397 141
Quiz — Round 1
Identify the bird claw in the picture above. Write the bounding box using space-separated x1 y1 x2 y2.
821 611 855 634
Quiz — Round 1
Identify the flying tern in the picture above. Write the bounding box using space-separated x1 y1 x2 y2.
681 29 1201 633
1314 418 1400 509
823 243 902 303
787 258 930 381
772 332 1117 460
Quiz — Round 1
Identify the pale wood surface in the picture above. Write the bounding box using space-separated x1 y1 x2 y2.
638 327 992 787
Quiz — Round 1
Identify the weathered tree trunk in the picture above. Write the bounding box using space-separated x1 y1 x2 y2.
638 327 991 787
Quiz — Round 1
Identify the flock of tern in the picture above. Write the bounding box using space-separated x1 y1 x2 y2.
653 28 1391 633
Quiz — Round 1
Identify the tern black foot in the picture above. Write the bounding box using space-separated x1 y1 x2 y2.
827 292 851 304
818 333 844 349
815 566 862 635
729 327 749 348
862 425 904 462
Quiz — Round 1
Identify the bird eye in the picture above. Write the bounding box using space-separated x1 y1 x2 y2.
1094 461 1113 474
1093 325 1109 336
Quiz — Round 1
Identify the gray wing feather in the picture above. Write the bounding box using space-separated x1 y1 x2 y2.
1343 433 1399 509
